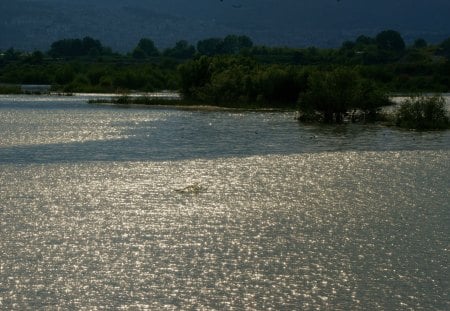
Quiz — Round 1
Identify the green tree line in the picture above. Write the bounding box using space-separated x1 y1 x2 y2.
1 30 449 99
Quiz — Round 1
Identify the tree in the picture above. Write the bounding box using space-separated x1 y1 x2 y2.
356 80 391 120
339 41 356 59
179 55 299 106
25 51 44 64
49 39 81 58
133 38 159 58
132 47 147 59
221 35 253 54
413 38 427 49
375 30 405 52
81 37 103 55
163 40 196 59
54 65 76 85
254 65 304 106
437 37 450 58
396 95 449 129
197 38 223 56
292 51 305 65
197 35 253 56
299 68 392 123
341 40 356 51
49 37 109 58
4 48 21 61
355 35 375 46
178 56 213 97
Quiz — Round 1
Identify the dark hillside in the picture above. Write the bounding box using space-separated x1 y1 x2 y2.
1 0 450 51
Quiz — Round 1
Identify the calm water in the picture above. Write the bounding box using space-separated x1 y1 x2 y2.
0 95 449 309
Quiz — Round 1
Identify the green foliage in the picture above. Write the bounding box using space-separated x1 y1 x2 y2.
49 37 110 58
376 30 405 52
0 56 178 93
299 68 392 123
413 38 428 49
299 68 356 122
3 48 21 61
133 38 159 58
197 38 223 56
1 30 450 99
163 40 196 59
179 56 254 104
403 48 431 63
178 55 305 108
334 30 408 65
254 65 306 105
131 47 147 59
221 35 253 54
355 35 375 46
178 56 213 97
356 80 392 120
197 35 253 56
23 51 44 64
0 84 22 94
437 37 450 59
396 95 449 130
54 65 76 85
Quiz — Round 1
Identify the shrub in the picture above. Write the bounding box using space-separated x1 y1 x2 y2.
299 69 350 122
396 95 449 130
0 85 22 94
298 68 392 123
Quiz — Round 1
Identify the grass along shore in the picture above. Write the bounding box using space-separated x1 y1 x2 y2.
87 94 294 111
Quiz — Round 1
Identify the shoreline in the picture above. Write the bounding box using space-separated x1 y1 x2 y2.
86 94 297 112
2 92 449 129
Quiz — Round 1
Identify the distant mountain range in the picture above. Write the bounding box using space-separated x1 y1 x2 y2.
2 0 450 52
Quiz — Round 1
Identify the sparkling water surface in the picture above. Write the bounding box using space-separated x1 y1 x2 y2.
0 95 449 309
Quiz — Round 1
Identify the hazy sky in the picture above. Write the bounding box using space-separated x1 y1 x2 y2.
1 0 450 51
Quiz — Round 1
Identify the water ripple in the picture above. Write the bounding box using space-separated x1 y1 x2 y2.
0 96 449 309
1 152 449 309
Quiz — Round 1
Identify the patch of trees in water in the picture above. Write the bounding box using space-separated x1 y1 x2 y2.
1 31 450 128
396 95 449 130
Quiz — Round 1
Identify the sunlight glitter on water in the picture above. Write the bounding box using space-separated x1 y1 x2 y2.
1 151 449 309
0 107 166 148
0 96 449 309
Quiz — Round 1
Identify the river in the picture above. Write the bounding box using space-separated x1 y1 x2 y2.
0 95 449 309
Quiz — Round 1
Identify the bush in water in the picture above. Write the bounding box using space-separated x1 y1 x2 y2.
396 95 449 130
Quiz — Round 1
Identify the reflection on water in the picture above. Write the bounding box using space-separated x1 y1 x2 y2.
0 95 449 164
0 96 449 309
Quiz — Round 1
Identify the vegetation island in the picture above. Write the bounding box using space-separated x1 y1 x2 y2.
1 30 449 129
